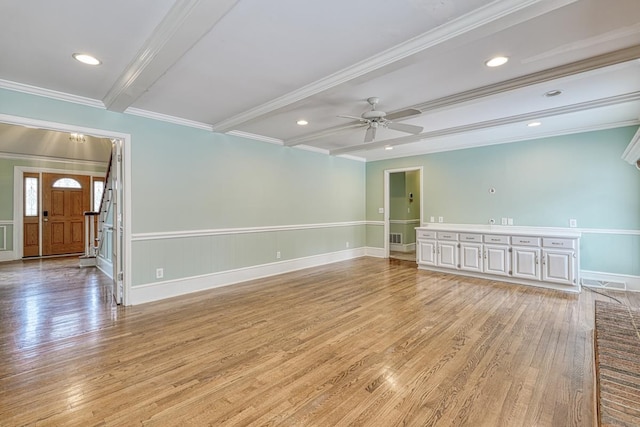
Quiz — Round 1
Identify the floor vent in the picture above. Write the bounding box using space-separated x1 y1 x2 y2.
389 233 403 244
582 278 626 291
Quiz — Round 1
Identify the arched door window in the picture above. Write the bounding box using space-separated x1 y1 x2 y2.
52 178 82 188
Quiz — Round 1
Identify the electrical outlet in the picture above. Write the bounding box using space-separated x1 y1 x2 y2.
346 241 350 248
156 268 164 279
438 216 443 223
501 218 507 225
569 218 577 228
276 251 281 259
378 207 384 214
430 216 435 223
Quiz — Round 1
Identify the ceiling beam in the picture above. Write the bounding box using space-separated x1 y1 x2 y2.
287 45 640 147
329 92 640 155
103 0 239 113
211 0 578 133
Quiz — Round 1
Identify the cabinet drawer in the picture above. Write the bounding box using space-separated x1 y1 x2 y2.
484 234 509 245
543 238 575 249
437 232 458 241
416 230 436 240
459 233 482 242
512 236 540 247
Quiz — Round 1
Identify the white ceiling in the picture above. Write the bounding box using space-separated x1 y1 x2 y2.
1 0 639 161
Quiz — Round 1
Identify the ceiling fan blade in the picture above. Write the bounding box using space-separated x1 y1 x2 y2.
385 108 421 121
364 125 376 142
337 114 366 122
386 122 424 134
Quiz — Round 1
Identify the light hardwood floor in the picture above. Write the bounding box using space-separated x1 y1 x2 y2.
1 256 639 426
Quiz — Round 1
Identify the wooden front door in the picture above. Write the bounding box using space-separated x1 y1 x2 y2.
42 173 90 256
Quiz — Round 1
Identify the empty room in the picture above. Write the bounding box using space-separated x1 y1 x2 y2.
1 1 640 425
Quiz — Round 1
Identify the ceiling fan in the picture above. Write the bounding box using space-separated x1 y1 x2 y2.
338 97 423 142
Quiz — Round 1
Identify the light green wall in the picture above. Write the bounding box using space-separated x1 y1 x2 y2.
0 88 366 286
366 127 640 276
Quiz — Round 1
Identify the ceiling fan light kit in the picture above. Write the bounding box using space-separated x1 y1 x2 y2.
338 97 424 143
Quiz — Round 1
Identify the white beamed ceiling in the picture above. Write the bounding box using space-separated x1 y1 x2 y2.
1 0 640 161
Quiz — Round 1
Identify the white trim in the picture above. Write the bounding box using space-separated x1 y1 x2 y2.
97 255 114 280
211 0 571 132
0 224 7 251
295 145 330 155
130 247 366 305
621 126 640 165
0 152 109 168
580 228 640 236
337 154 366 163
0 251 15 262
132 221 368 241
365 247 386 258
390 243 416 253
366 221 385 226
225 130 283 145
0 220 12 225
581 270 640 292
389 219 421 225
125 108 213 131
0 79 105 109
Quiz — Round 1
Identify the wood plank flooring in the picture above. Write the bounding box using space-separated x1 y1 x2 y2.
1 256 639 426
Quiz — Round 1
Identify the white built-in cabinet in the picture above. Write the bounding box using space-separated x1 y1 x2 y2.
416 226 581 292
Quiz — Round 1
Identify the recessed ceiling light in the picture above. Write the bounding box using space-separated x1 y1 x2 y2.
296 120 308 126
72 53 101 66
544 89 562 97
485 56 509 67
384 145 394 150
527 121 542 127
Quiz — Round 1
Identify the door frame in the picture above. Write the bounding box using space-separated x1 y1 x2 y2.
2 113 132 306
15 168 105 257
383 166 423 259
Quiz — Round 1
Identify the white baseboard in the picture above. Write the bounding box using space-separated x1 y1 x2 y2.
581 270 640 292
130 247 367 305
365 247 386 258
390 243 416 253
97 256 114 279
0 251 16 262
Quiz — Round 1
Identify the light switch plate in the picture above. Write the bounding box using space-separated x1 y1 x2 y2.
438 216 444 223
378 207 384 214
569 219 577 228
501 218 507 225
430 216 435 223
507 218 513 225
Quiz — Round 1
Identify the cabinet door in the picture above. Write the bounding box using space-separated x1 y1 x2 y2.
438 241 458 269
512 247 541 280
484 245 510 276
460 243 483 272
418 240 436 265
542 249 575 285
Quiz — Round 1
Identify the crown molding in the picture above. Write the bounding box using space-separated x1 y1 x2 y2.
125 107 213 131
211 0 574 133
0 79 105 109
225 130 283 145
331 92 640 155
622 126 640 165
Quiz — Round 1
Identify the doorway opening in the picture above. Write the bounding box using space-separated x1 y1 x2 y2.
384 167 423 262
1 114 131 305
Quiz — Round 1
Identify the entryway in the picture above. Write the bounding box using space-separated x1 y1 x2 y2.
384 167 423 262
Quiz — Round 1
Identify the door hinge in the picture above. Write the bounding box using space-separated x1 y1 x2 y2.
117 154 122 162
